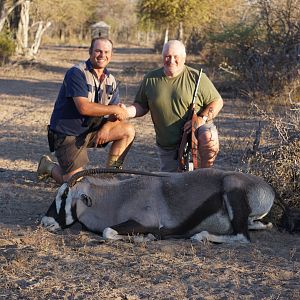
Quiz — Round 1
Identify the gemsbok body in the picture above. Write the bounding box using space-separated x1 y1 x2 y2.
41 168 275 243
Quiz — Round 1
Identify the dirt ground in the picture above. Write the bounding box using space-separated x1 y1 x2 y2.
0 46 299 299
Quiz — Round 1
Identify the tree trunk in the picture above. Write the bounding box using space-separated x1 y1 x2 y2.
60 28 65 42
30 21 51 55
16 0 30 55
0 1 5 32
78 25 83 41
0 0 25 32
164 25 169 44
178 21 184 41
137 30 141 43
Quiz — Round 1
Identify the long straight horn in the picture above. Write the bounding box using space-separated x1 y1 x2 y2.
67 168 169 187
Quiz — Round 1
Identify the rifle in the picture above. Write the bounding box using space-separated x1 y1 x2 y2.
178 69 202 171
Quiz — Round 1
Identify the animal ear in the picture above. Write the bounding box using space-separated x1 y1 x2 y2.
80 194 93 207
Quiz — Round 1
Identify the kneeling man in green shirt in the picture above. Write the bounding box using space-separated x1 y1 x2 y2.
125 40 223 172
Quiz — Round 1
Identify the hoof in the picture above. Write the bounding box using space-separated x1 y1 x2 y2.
102 227 123 240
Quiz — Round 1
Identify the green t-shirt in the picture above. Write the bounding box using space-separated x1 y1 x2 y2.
134 65 221 149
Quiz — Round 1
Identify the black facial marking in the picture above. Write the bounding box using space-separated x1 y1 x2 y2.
62 187 69 200
57 186 71 229
58 196 67 228
45 199 58 218
71 202 78 222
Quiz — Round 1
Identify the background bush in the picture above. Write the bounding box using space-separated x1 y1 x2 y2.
239 104 300 224
200 0 300 99
0 33 15 64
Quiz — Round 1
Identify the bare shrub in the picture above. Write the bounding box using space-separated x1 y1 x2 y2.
240 102 300 223
198 0 300 98
243 0 300 96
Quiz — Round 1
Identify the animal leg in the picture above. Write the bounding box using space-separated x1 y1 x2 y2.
248 219 273 230
103 220 158 241
110 219 158 235
223 189 251 242
102 227 125 240
191 231 250 244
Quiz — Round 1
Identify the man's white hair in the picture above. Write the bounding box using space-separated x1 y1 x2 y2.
162 40 186 57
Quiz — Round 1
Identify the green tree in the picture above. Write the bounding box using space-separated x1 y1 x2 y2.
93 0 138 44
37 0 97 42
15 0 99 53
205 0 300 96
137 0 237 44
138 0 185 43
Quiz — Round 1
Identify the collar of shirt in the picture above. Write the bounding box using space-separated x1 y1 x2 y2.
85 59 110 82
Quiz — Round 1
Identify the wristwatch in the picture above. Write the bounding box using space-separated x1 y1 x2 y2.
201 115 208 123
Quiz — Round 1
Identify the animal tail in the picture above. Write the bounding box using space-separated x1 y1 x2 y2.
273 191 288 212
273 190 300 233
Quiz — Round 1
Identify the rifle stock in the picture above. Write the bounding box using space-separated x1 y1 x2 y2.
178 129 189 170
177 108 198 171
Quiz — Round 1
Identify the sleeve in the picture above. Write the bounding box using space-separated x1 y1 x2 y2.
134 77 149 110
64 67 88 98
198 73 222 106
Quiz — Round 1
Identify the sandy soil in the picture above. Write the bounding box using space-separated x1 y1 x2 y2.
0 46 299 299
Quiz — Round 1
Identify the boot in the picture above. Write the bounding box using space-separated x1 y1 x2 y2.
37 155 57 180
106 155 123 169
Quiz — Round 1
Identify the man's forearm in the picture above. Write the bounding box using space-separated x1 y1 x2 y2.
74 97 120 117
126 105 137 118
126 103 149 118
199 98 223 121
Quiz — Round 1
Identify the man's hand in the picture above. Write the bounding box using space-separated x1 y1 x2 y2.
94 125 111 146
114 104 129 121
183 115 205 134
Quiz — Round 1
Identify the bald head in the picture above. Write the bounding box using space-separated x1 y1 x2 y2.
162 40 186 77
162 40 186 57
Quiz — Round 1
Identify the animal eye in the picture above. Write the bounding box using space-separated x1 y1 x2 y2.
80 194 93 207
